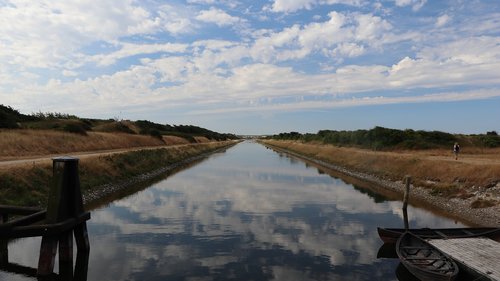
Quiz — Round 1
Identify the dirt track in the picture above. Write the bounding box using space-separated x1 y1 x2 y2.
0 144 200 169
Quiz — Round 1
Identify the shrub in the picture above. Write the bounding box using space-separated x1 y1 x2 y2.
270 126 459 150
63 123 88 135
149 129 163 140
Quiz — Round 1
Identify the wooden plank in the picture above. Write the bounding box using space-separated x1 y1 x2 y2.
428 238 500 281
0 205 41 216
0 212 90 239
37 236 58 276
0 210 46 228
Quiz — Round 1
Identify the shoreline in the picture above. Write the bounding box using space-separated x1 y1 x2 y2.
83 142 237 207
260 140 500 227
0 140 240 208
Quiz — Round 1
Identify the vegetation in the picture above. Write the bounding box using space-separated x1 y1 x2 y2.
135 120 237 142
0 141 236 207
0 104 38 128
1 104 238 143
269 126 500 150
0 104 239 207
261 139 500 208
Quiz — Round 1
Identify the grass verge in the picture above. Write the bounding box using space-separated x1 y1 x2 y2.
260 140 500 206
0 141 238 207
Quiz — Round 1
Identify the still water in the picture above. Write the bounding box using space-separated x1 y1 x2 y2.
1 141 464 280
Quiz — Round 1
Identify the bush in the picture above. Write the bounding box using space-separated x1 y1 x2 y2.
479 135 500 148
486 131 498 136
63 123 88 135
0 104 28 128
149 129 163 141
270 126 459 150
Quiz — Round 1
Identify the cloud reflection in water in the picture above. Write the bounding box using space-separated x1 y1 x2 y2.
2 142 463 281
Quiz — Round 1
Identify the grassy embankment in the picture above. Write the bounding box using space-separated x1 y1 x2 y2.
0 139 237 207
0 104 240 207
262 130 500 209
0 129 165 160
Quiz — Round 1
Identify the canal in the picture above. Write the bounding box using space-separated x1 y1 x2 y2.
1 141 464 280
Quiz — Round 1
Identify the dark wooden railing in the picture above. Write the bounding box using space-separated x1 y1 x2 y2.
0 156 90 279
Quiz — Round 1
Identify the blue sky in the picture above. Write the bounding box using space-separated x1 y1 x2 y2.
1 0 499 134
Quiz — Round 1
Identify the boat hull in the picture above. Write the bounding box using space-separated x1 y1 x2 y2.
378 227 500 244
396 232 459 281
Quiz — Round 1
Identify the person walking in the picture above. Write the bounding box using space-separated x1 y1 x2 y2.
453 142 460 160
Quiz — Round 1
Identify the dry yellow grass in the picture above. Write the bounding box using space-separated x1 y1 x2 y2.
162 135 191 145
0 129 165 160
0 140 238 206
262 140 500 189
193 136 211 143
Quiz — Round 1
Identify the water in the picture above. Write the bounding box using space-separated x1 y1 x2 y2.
0 141 465 280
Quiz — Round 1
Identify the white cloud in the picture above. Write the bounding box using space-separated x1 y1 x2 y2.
394 0 427 11
418 36 500 65
1 0 499 130
196 7 242 26
143 57 192 83
249 12 394 62
0 0 157 68
62 70 78 77
157 4 196 35
270 0 365 13
354 13 392 42
271 0 316 13
190 89 500 115
320 0 366 6
435 14 451 27
332 43 365 57
90 42 189 66
187 0 217 4
187 0 240 8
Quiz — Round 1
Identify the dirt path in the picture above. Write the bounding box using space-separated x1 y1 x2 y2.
323 145 500 166
0 144 199 169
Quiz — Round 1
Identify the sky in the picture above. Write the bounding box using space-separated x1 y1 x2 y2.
1 0 499 135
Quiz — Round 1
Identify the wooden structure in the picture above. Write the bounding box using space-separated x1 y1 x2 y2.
0 157 90 278
397 232 459 281
378 174 500 280
377 227 500 244
429 238 500 281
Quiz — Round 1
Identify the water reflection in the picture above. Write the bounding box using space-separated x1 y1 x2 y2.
2 141 464 280
0 238 89 281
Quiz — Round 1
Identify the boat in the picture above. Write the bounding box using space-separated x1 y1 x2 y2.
377 242 398 259
396 232 459 281
377 227 500 244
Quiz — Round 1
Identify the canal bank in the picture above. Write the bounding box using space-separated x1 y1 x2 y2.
259 140 500 227
0 140 240 208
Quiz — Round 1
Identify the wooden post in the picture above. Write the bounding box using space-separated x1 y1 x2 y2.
1 214 7 224
39 156 85 276
46 157 80 224
403 176 411 230
37 236 58 276
74 250 90 281
0 239 7 265
58 231 74 279
74 223 90 252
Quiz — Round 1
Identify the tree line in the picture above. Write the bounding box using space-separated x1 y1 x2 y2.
270 126 500 149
